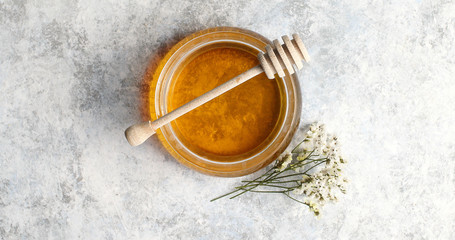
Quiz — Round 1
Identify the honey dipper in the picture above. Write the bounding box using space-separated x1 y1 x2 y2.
125 33 310 146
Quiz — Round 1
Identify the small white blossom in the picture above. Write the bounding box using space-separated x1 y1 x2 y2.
304 199 321 216
293 187 304 195
277 153 292 172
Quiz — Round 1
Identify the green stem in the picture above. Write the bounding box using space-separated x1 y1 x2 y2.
229 166 281 199
290 158 327 170
228 188 251 199
210 188 242 202
242 179 302 184
272 172 307 180
301 161 326 175
248 190 293 193
291 140 305 153
211 165 276 202
305 157 328 161
234 160 326 200
284 192 309 206
236 183 296 190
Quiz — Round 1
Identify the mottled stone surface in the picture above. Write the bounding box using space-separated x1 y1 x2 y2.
1 0 454 239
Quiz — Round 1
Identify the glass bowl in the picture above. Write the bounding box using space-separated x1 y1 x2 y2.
149 27 301 177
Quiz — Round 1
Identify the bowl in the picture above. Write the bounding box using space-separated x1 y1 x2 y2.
149 27 301 177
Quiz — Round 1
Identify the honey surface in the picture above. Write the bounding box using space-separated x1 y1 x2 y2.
168 48 281 156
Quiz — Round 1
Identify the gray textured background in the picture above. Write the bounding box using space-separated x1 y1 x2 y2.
1 0 455 239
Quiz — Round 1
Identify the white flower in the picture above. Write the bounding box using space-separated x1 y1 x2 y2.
327 134 338 147
295 143 347 214
280 122 347 216
309 124 317 132
293 186 304 195
277 153 292 172
304 199 321 216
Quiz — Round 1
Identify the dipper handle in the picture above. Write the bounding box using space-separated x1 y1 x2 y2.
125 66 263 146
125 34 310 146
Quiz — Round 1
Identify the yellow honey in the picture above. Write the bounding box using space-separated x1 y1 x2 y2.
168 48 281 156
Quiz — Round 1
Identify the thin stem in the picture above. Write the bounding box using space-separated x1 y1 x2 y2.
248 190 293 193
230 165 293 199
238 160 326 192
292 141 316 154
302 161 326 175
210 188 242 202
258 165 278 179
284 192 309 205
229 188 251 199
211 166 276 201
268 180 302 184
242 179 302 184
272 172 307 180
229 166 281 199
305 157 328 161
291 140 305 153
291 158 327 170
236 183 296 189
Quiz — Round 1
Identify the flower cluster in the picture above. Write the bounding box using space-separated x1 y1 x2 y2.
212 122 348 217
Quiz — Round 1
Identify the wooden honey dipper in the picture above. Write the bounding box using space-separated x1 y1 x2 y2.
125 33 310 146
